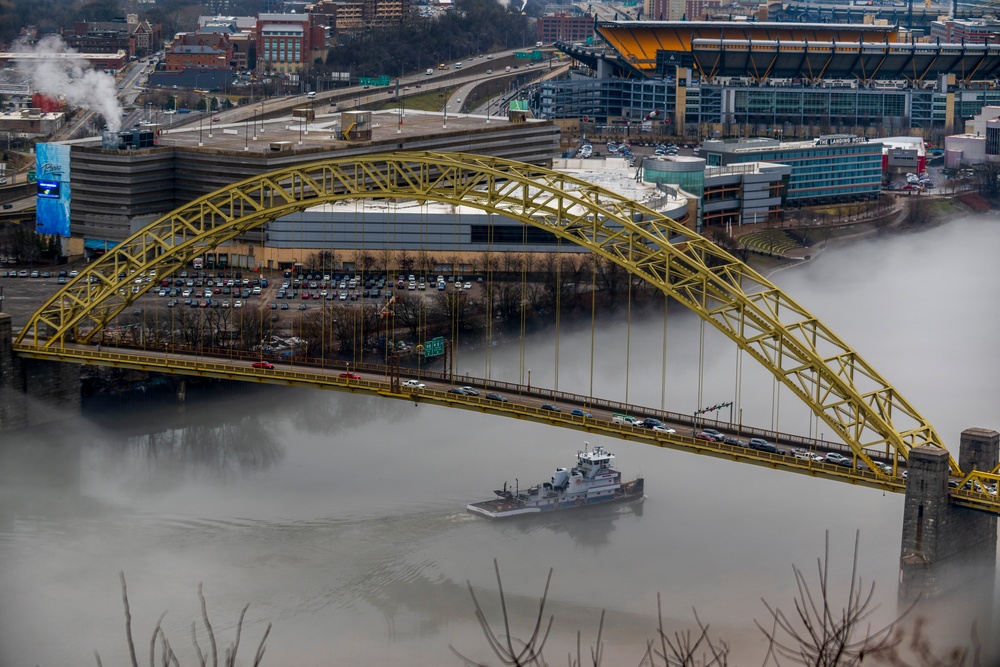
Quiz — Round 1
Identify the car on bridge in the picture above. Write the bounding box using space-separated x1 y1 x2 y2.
825 452 850 466
485 392 508 402
700 428 724 441
460 386 480 396
402 380 426 389
251 361 274 369
570 408 592 417
652 424 676 434
339 372 362 379
540 403 561 412
748 438 782 454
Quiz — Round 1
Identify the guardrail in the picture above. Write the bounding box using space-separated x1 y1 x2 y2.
30 342 1000 511
28 339 885 464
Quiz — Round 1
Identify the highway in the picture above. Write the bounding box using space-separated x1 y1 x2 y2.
172 48 562 128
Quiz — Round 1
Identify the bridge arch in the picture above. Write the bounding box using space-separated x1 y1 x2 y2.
17 151 958 474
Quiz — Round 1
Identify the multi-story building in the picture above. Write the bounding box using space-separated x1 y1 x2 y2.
63 17 161 58
640 156 790 232
700 135 883 204
307 0 366 34
684 0 722 20
256 13 327 75
363 0 409 26
63 21 132 56
128 15 161 58
52 110 561 255
929 18 1000 44
164 32 235 71
536 14 594 44
644 0 685 21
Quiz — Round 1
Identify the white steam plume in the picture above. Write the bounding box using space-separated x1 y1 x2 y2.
14 35 124 132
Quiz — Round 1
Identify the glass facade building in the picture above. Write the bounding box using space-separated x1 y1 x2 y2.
701 137 882 203
537 78 973 132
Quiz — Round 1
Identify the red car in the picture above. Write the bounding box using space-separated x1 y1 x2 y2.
339 372 361 379
251 361 274 369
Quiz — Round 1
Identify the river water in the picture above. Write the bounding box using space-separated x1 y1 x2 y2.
3 215 999 666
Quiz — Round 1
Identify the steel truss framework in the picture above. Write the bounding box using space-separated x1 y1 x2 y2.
17 151 996 490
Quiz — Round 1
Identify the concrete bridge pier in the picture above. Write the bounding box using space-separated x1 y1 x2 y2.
899 429 998 632
0 313 82 433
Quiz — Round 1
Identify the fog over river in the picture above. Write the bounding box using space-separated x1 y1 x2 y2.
2 215 1000 665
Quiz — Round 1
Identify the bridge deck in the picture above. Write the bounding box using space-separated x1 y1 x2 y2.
21 341 1000 513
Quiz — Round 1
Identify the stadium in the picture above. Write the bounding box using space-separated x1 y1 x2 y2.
544 20 1000 139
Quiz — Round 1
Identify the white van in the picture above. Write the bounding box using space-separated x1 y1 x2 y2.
426 68 433 75
307 91 316 98
505 66 511 73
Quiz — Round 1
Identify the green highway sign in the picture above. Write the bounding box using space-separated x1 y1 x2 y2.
514 50 543 60
359 75 391 87
424 336 445 357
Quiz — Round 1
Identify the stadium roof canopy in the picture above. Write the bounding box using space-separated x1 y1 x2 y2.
588 20 1000 83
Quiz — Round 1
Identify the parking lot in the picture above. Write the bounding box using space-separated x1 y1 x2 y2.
1 265 483 331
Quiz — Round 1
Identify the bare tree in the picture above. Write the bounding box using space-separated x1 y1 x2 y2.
755 532 909 667
905 196 933 228
456 534 931 667
450 560 555 667
96 573 271 667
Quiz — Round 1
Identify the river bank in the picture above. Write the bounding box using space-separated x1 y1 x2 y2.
743 193 981 275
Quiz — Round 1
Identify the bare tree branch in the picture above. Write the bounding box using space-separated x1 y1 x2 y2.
121 571 139 667
252 623 272 667
198 583 218 667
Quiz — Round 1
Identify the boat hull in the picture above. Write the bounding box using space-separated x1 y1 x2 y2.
467 478 644 519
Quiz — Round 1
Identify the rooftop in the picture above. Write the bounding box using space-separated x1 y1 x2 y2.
81 107 551 155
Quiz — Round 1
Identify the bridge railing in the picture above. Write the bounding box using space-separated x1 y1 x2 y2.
84 340 896 466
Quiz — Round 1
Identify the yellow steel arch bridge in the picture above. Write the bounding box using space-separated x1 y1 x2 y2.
13 151 1000 512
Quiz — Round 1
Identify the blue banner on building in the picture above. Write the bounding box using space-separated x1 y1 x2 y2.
35 143 71 238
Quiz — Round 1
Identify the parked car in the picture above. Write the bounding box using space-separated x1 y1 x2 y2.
251 361 274 369
402 380 426 388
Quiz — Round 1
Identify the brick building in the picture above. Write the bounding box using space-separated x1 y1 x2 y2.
256 13 328 75
685 0 722 20
929 18 1000 44
164 32 235 71
63 16 161 58
537 14 594 44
